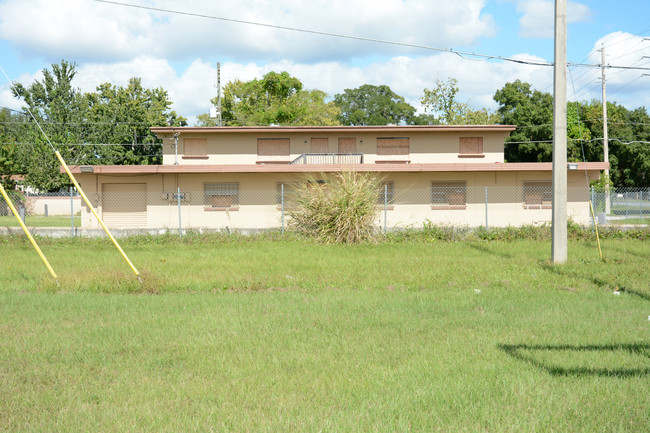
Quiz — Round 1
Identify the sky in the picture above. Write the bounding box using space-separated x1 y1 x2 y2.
1 0 650 125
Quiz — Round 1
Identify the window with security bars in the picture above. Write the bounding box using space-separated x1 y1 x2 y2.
204 183 239 208
431 181 466 208
378 181 394 205
523 181 552 208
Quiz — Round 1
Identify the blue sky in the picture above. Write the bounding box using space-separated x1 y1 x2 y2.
1 0 649 124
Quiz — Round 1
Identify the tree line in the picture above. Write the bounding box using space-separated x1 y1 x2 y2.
1 60 648 191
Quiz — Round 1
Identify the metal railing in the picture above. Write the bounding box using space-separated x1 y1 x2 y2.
290 153 364 165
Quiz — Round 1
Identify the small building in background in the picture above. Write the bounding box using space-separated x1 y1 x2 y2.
65 125 607 231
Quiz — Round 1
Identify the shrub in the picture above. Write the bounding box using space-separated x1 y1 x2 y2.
287 171 380 243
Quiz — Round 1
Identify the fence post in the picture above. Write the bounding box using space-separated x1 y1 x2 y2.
639 189 643 219
383 184 388 234
177 187 182 238
485 186 488 230
70 186 74 237
281 183 285 235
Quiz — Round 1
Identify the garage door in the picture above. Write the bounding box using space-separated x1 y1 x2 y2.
102 183 147 228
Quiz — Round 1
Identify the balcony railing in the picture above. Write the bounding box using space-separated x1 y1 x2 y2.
290 153 364 165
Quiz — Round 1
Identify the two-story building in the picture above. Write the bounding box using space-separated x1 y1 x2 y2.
67 125 607 231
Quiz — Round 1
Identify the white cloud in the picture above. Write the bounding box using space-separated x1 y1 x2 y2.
0 0 497 63
509 0 592 39
578 32 650 108
61 53 551 123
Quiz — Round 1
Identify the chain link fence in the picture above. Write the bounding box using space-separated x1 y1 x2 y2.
2 186 648 236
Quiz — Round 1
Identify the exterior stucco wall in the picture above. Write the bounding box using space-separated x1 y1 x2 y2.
75 171 595 230
160 130 509 166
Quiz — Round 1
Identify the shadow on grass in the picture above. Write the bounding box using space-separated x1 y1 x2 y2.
467 242 513 259
541 262 650 302
499 343 650 377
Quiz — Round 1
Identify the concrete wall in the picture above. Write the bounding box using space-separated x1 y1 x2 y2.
25 195 82 216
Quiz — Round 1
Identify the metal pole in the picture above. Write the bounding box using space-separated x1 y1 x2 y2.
552 0 568 263
384 184 388 234
177 186 182 238
70 186 74 237
601 47 611 214
281 183 285 235
485 187 488 230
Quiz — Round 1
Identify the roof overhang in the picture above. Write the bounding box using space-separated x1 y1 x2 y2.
151 125 518 136
65 162 609 175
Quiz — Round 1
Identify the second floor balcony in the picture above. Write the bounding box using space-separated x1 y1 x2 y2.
290 153 364 165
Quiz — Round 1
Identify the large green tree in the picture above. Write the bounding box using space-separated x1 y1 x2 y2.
333 84 416 125
493 79 554 162
0 108 20 192
10 60 86 190
421 78 498 125
493 80 650 187
215 71 340 126
84 78 186 165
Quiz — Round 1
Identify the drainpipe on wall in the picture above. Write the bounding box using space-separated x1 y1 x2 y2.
173 130 180 165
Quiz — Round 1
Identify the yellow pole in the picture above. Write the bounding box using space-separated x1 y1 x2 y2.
589 200 603 260
55 151 141 281
0 183 59 283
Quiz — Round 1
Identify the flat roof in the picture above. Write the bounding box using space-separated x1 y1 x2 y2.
151 125 518 135
66 162 608 174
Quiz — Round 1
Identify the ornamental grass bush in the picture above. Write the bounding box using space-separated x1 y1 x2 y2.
287 171 380 243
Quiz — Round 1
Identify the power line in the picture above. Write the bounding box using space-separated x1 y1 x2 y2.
94 0 650 72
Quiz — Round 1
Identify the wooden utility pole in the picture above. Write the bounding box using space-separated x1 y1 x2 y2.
552 0 568 263
601 47 611 213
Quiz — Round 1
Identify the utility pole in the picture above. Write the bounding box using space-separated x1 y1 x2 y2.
552 0 568 264
215 62 223 126
601 47 611 214
209 63 223 126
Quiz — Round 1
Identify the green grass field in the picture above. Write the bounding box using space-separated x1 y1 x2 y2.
0 235 648 431
0 214 80 227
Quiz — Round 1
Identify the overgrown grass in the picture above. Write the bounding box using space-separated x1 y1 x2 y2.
0 233 648 431
287 172 380 243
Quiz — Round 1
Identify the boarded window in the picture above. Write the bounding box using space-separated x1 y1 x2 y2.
377 138 409 155
338 137 356 154
258 138 290 156
459 137 483 155
431 182 466 207
524 181 552 207
378 181 395 205
184 138 207 157
310 138 329 153
204 183 239 208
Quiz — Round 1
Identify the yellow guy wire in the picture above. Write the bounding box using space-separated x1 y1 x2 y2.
0 183 59 284
55 151 142 282
589 201 603 260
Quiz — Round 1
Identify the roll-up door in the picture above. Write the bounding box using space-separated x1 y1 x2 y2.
102 183 147 228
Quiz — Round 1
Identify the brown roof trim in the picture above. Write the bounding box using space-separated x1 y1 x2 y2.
65 162 608 174
150 125 517 134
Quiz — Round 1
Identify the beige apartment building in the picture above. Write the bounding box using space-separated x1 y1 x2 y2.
66 125 607 231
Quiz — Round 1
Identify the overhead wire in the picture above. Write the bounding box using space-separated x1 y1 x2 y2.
93 0 650 72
